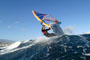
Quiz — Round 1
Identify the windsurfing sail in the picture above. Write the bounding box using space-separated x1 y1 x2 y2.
32 10 56 28
32 10 64 36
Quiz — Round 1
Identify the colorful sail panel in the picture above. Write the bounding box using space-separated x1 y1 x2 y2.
32 10 50 27
34 11 47 20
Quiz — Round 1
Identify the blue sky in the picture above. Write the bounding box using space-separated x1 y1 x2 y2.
0 0 90 41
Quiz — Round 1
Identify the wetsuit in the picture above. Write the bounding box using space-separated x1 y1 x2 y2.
42 28 56 37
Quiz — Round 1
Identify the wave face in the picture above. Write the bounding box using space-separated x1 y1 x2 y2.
0 34 90 60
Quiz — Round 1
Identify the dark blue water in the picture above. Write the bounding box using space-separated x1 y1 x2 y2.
0 34 90 60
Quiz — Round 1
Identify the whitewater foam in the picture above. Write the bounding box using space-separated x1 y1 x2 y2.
6 41 21 50
0 41 34 55
35 36 49 43
84 53 90 56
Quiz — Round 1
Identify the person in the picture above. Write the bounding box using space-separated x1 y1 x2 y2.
41 19 58 37
42 25 56 37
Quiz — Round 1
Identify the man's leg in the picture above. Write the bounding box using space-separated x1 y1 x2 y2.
47 33 56 37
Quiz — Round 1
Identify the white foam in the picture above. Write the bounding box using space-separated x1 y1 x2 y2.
35 36 49 43
0 42 34 55
84 53 90 56
23 40 30 43
6 41 21 50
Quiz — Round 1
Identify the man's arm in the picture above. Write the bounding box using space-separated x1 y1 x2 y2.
46 28 51 31
54 19 61 24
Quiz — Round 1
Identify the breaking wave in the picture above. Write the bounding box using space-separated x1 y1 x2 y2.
0 34 90 60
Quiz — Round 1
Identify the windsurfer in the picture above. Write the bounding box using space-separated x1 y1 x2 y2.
41 19 59 37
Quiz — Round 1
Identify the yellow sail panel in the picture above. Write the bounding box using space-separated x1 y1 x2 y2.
32 10 50 28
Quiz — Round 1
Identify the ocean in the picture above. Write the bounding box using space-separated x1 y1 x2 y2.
0 34 90 60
